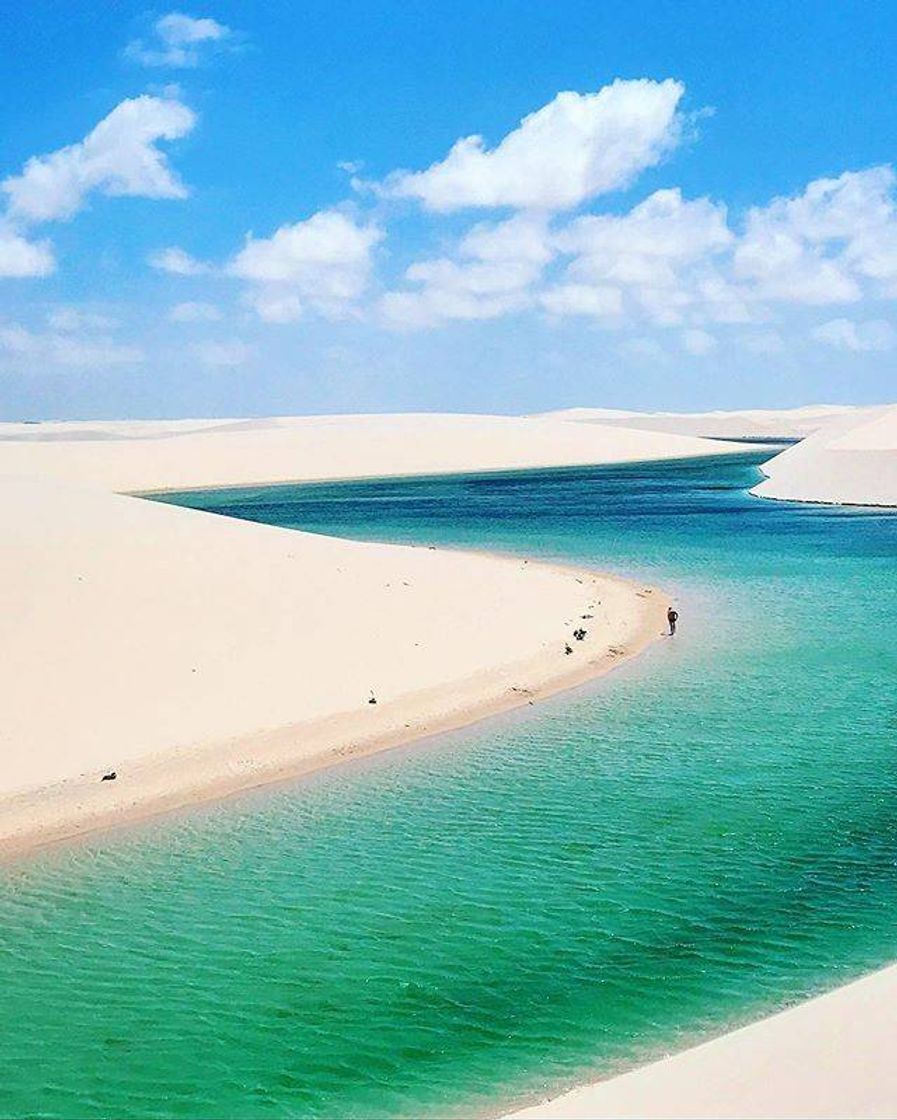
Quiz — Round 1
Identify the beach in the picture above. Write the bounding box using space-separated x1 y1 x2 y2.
0 471 665 856
0 411 724 856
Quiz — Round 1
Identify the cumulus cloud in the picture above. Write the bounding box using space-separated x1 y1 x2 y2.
193 339 249 367
550 188 736 325
734 167 897 304
811 317 895 352
379 160 897 340
229 209 383 321
380 214 550 328
3 96 196 224
149 246 210 275
0 228 55 277
126 12 232 68
169 300 222 322
383 78 685 212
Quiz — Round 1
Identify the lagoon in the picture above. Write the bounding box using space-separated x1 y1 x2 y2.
3 453 896 1118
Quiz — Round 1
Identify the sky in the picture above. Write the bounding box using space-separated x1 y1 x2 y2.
2 1 897 419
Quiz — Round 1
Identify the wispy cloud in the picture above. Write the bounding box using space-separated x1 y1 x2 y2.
811 317 895 352
125 12 233 69
149 246 211 276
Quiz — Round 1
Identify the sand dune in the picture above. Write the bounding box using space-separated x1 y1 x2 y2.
0 412 745 492
507 963 897 1119
0 472 665 854
752 404 897 506
1 409 743 852
537 404 877 441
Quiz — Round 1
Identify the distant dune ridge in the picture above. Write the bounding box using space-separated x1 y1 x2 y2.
537 403 876 442
0 412 746 493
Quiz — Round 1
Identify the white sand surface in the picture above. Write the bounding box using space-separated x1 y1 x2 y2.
0 412 744 492
506 963 897 1119
752 404 897 506
538 404 877 441
0 471 665 854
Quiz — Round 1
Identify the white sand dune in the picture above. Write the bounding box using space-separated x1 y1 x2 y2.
752 405 897 506
0 412 745 492
537 404 877 441
0 412 690 854
507 962 897 1119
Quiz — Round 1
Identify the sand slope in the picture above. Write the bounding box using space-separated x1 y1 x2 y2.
752 405 897 506
507 963 897 1119
0 412 745 492
537 405 877 441
0 473 664 853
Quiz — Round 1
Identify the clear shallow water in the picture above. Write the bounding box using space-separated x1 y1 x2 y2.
4 454 897 1119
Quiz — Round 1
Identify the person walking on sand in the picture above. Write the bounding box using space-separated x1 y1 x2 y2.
667 606 679 636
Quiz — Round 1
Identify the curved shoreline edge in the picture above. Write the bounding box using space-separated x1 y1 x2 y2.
0 562 667 863
502 960 897 1119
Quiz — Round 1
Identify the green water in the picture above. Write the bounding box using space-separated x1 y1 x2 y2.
3 454 897 1118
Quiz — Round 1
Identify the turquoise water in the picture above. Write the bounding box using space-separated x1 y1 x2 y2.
4 454 897 1119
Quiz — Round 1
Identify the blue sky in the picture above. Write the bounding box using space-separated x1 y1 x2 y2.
2 1 897 419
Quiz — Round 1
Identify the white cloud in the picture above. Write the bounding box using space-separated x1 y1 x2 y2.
552 188 735 325
149 246 210 275
193 339 249 367
381 260 537 328
47 307 115 331
229 209 383 321
169 300 222 322
3 96 196 224
0 321 143 367
458 213 553 264
540 283 623 318
379 214 549 328
681 327 717 355
126 12 232 68
734 167 897 304
811 317 895 352
243 290 304 323
383 78 685 212
379 163 897 339
0 228 55 277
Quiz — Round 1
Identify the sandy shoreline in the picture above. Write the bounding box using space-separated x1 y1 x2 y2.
0 561 665 860
504 961 897 1119
2 411 721 859
0 462 669 859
